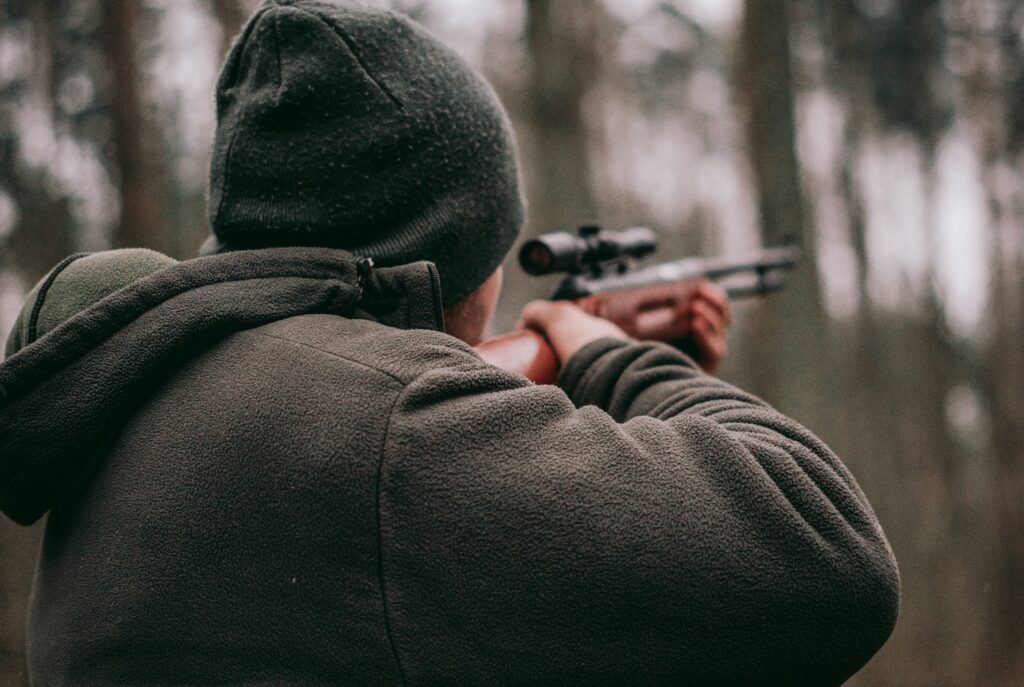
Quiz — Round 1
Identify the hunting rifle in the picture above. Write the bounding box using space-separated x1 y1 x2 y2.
474 225 799 384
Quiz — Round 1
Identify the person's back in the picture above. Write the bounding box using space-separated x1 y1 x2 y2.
3 246 897 685
7 249 439 684
0 1 899 684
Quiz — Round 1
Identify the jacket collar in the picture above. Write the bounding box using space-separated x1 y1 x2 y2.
0 247 444 525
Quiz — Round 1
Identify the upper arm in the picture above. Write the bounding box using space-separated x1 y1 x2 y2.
376 349 899 685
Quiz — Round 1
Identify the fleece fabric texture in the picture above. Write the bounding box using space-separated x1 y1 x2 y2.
4 249 176 359
0 248 899 686
206 0 524 308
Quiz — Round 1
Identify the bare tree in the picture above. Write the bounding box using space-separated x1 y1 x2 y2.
522 0 605 231
738 0 828 423
0 7 67 685
99 0 171 254
1 0 76 283
490 0 610 334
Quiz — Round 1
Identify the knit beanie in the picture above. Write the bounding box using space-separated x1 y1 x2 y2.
205 0 524 307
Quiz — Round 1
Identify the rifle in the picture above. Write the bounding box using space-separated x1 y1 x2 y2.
474 225 799 384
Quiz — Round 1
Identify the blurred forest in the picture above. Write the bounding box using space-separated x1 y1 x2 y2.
1 0 1022 684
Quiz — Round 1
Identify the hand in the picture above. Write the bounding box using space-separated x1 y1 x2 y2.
517 301 631 365
677 281 731 374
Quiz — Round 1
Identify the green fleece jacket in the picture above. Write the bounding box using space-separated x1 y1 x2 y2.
0 247 898 686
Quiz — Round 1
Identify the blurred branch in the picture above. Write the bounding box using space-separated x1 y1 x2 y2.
657 1 713 46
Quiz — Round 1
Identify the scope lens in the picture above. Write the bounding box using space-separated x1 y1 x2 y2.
519 241 556 275
528 244 552 270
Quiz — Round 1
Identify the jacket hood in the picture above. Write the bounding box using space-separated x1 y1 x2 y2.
0 247 444 526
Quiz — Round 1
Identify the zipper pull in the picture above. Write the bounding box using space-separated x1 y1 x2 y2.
356 256 378 301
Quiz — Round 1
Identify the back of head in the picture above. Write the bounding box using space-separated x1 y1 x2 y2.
206 0 524 308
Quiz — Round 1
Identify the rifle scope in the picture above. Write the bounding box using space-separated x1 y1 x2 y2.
519 225 657 276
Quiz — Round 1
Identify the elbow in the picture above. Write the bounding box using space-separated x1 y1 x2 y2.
844 535 901 668
799 533 901 684
750 520 901 684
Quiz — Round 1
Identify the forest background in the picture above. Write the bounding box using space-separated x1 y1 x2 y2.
1 0 1022 684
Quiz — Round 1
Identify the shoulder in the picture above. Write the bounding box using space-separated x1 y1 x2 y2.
233 314 558 434
247 313 498 388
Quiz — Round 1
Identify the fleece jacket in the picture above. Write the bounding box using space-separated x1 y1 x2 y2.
0 247 899 686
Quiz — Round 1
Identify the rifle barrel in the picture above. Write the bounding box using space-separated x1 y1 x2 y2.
554 246 800 299
721 272 787 299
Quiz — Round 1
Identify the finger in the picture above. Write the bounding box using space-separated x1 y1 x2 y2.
693 284 729 323
693 281 731 324
690 314 726 373
690 313 719 350
688 299 725 336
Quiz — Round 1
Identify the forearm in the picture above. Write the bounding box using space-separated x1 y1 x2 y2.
559 337 885 530
559 337 770 420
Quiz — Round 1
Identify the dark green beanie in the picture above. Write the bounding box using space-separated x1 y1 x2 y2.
206 0 524 307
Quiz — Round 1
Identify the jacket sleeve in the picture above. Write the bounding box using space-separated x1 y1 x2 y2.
378 337 899 686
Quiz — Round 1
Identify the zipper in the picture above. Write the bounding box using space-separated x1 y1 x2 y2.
425 262 446 331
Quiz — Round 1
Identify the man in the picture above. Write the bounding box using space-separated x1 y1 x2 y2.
0 1 898 684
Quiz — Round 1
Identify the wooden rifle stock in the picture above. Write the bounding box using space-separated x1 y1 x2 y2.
474 246 798 384
474 329 559 385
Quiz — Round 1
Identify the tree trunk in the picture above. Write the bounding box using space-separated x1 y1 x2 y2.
522 0 604 231
2 0 77 283
492 0 608 334
0 7 65 686
738 0 827 422
983 197 1024 680
99 0 171 254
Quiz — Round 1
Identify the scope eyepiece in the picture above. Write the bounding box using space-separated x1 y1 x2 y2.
519 226 657 276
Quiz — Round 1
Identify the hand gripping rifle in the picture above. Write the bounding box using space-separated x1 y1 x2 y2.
473 225 799 384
